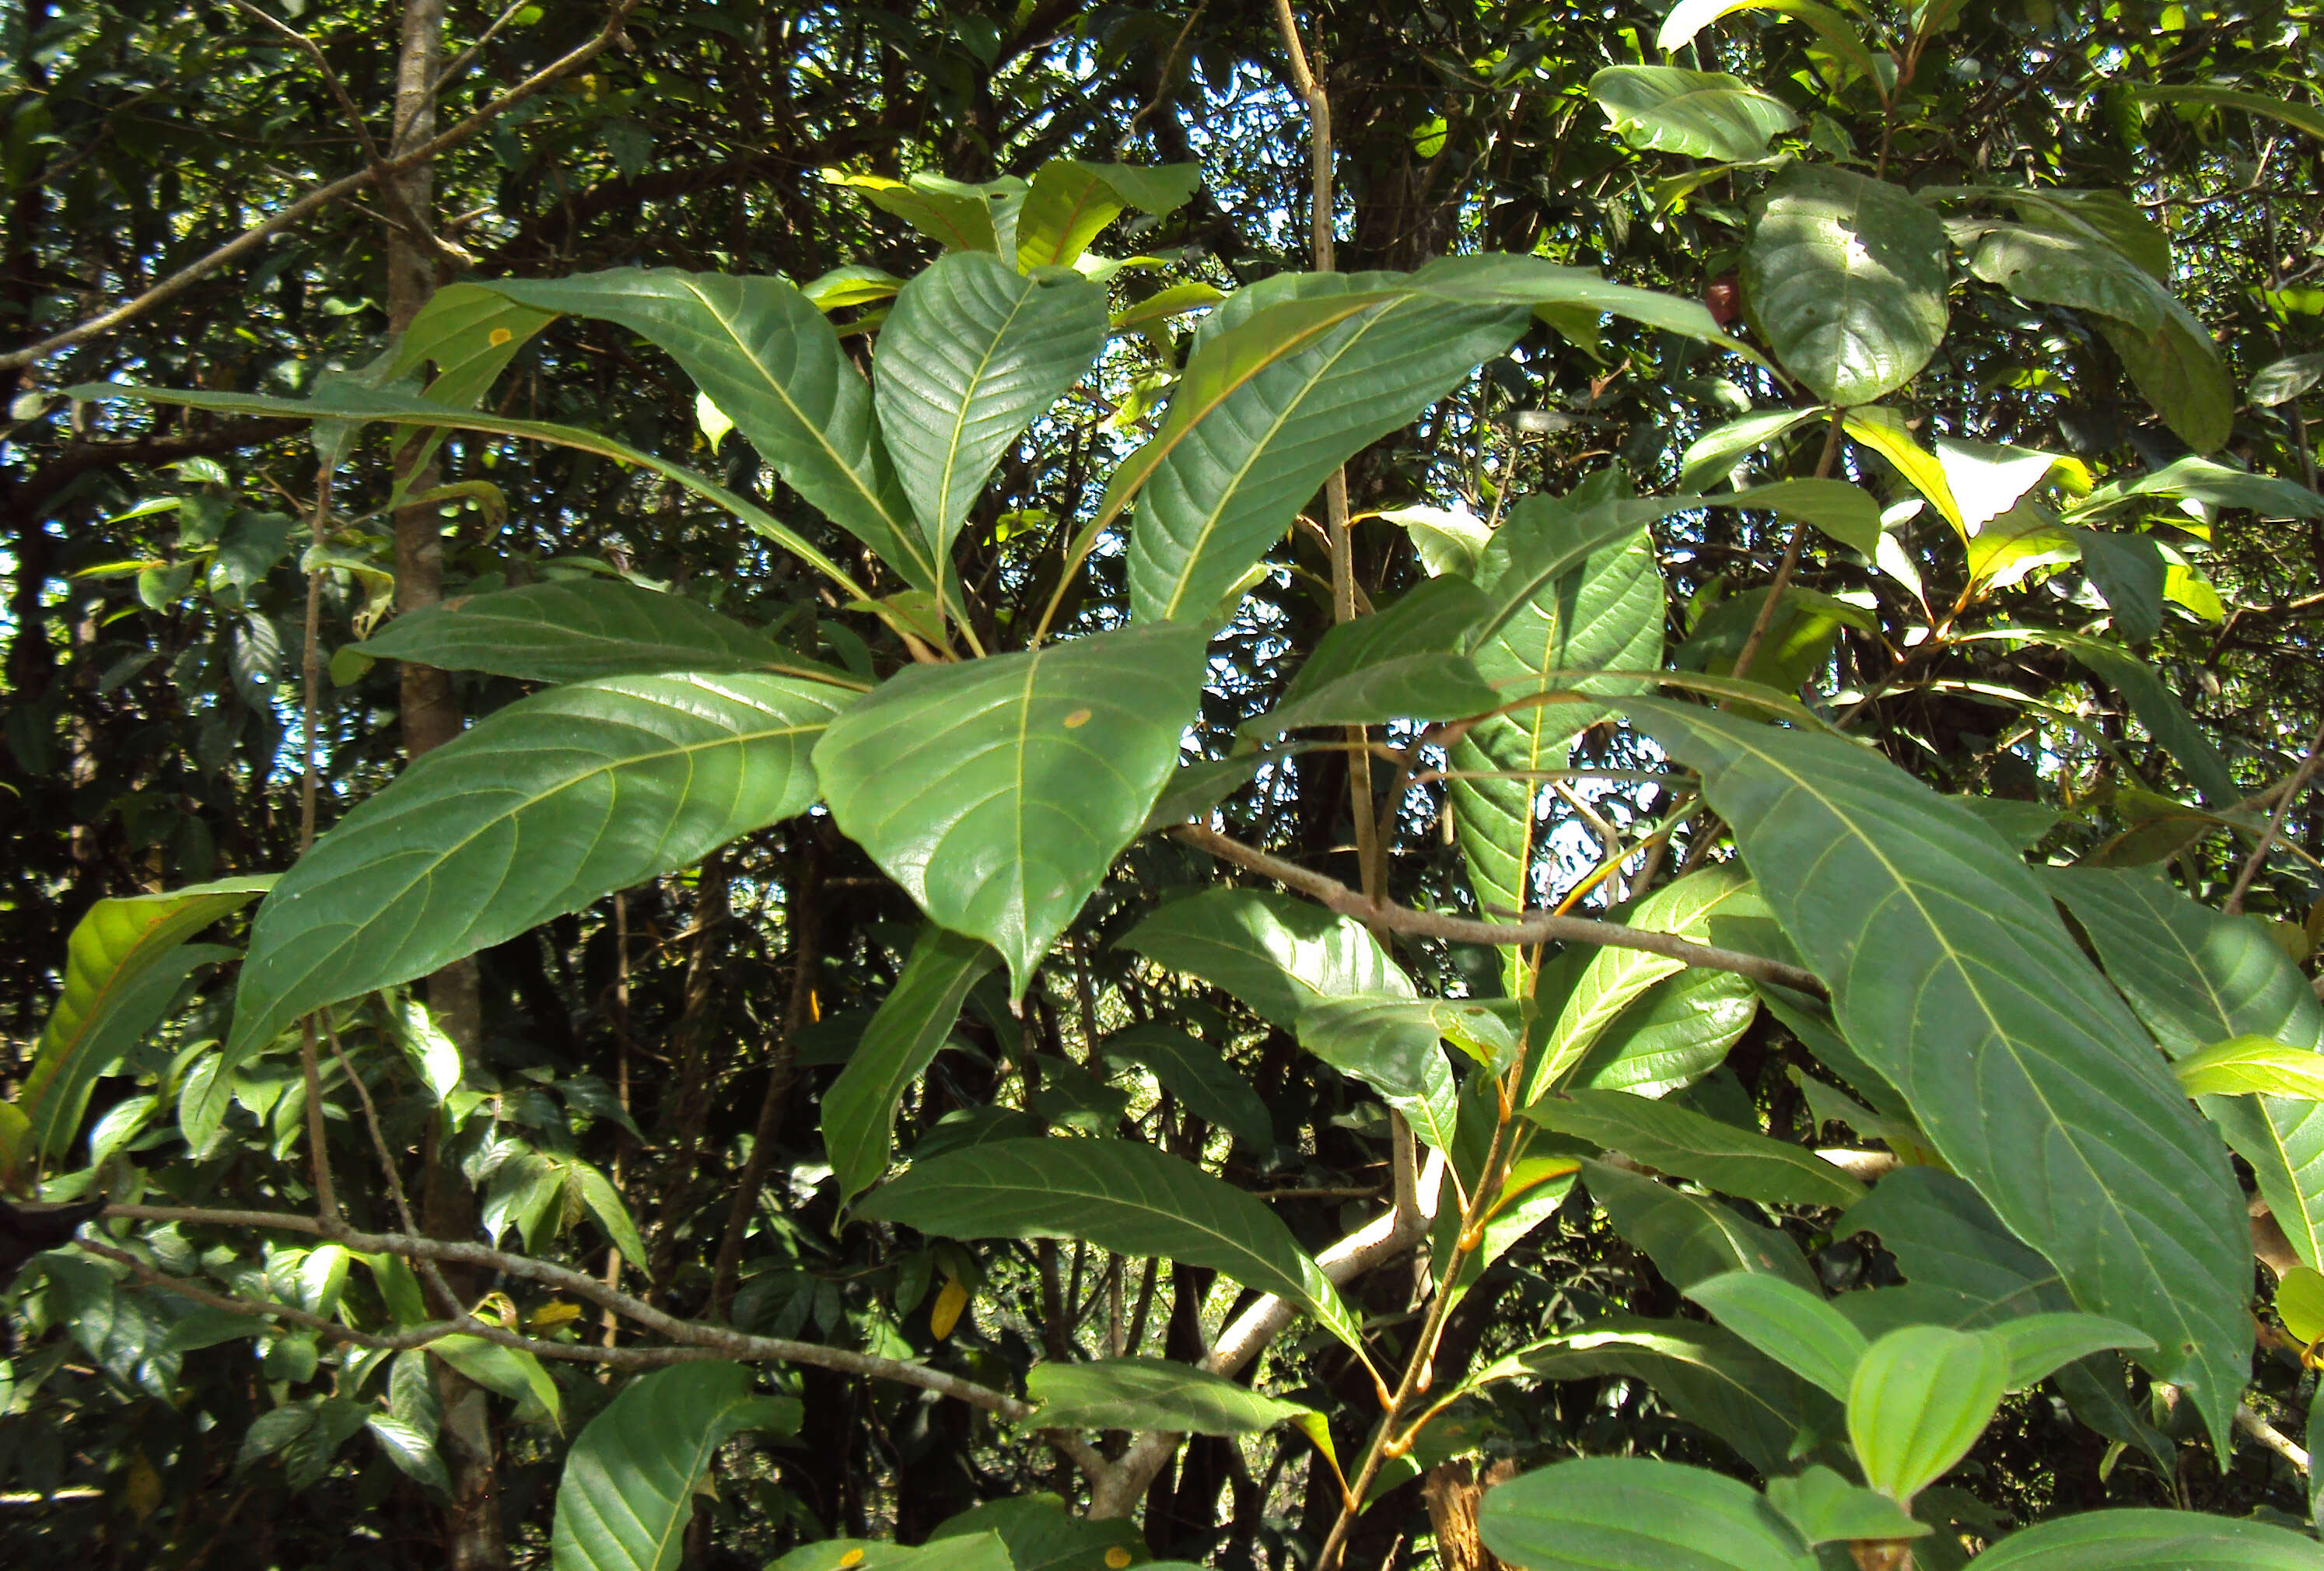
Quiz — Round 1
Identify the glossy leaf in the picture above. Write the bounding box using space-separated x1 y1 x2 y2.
1631 701 2252 1448
21 876 269 1157
814 623 1209 991
359 580 849 687
1409 254 1768 364
1529 1090 1864 1208
822 926 1000 1206
1706 478 1882 555
1026 1357 1311 1435
874 254 1107 583
1970 1507 2324 1570
1742 163 1948 405
2172 1035 2324 1100
1295 995 1466 1152
1120 887 1412 1029
1683 1270 1868 1398
1588 66 1798 162
825 171 1004 252
1848 1325 2007 1502
1572 967 1760 1097
2276 1266 2324 1344
1584 1158 1821 1293
431 1335 562 1429
1099 1023 1272 1149
1956 219 2175 336
223 674 848 1135
1014 159 1198 270
855 1138 1366 1352
549 1362 798 1571
2251 352 2324 407
1678 408 1823 492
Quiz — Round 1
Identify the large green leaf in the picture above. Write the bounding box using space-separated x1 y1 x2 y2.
1955 219 2173 336
1124 289 1531 621
814 624 1209 991
1408 254 1766 364
2129 82 2324 144
223 674 848 1136
1013 159 1199 270
1480 1457 1817 1571
1098 1024 1272 1149
359 580 849 687
1588 66 1798 162
1741 163 1948 404
929 1495 1145 1571
2045 866 2324 1270
2098 302 2235 454
1584 1158 1821 1293
1841 1169 2072 1323
1529 1090 1864 1209
19 877 271 1158
479 271 935 590
380 281 558 492
1847 1326 2006 1503
1972 1508 2324 1571
1026 1357 1311 1435
873 254 1107 588
1118 887 1412 1030
823 925 1001 1206
855 1138 1366 1353
549 1362 798 1571
1245 576 1499 735
1684 1271 1868 1400
1294 995 1467 1153
1570 967 1759 1098
1628 702 2251 1447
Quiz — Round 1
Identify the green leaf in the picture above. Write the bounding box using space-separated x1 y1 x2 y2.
1956 219 2174 336
1119 887 1412 1030
1529 866 1766 1102
1989 1313 2155 1391
1682 1271 1869 1399
1588 66 1799 162
2276 1265 2324 1343
1378 503 1494 577
222 674 847 1135
874 255 1107 589
20 876 271 1157
771 1536 1011 1571
480 271 934 590
1125 289 1530 621
1530 1089 1864 1208
1707 478 1883 555
2043 867 2324 1271
1573 967 1759 1097
824 170 1003 252
1628 702 2252 1450
1479 1454 1815 1571
2130 83 2324 144
1245 576 1499 735
1992 629 2238 806
1843 1169 2074 1322
1847 1325 2006 1502
2083 453 2324 520
824 926 1003 1205
1679 408 1824 492
549 1362 796 1571
365 1413 449 1495
432 1335 562 1430
1763 1467 1930 1547
1584 1158 1821 1293
855 1137 1366 1354
1294 995 1465 1152
359 580 849 688
2172 1036 2324 1100
1099 1023 1272 1149
930 1495 1144 1571
1973 1509 2324 1570
2077 530 2165 643
2250 352 2324 407
380 281 560 493
1409 254 1766 365
1657 0 1885 85
814 624 1208 991
1013 159 1198 270
2097 303 2235 454
1742 163 1948 405
1025 1357 1312 1436
572 1160 650 1266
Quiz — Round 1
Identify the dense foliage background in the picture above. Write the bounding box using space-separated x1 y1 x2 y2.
3 2 2322 1569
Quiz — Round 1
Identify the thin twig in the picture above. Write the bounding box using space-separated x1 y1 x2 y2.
295 458 338 1230
2224 716 2324 915
1729 410 1844 686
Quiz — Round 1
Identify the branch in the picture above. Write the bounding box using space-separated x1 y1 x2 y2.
1171 824 1827 995
2 0 641 373
2224 716 2324 915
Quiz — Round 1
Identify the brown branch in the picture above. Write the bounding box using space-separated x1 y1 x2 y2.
2224 716 2324 915
1171 824 1825 995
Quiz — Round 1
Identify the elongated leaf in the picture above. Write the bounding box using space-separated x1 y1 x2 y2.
1248 576 1498 735
550 1362 797 1571
1589 65 1798 162
824 926 1001 1205
1743 163 1948 405
1409 254 1765 363
365 1413 449 1495
1474 1316 1834 1477
874 255 1107 582
1629 701 2252 1448
20 876 269 1157
380 282 559 496
1684 1271 1867 1399
1763 1467 1928 1547
2098 301 2234 454
360 580 849 686
856 1138 1365 1352
827 171 1004 252
1987 628 2237 806
1973 1508 2324 1571
1955 219 2172 335
1100 1023 1272 1149
1119 887 1412 1029
1295 995 1465 1153
1480 1457 1817 1571
1573 967 1759 1097
2130 83 2324 143
1990 1313 2154 1391
1013 159 1198 270
1126 289 1529 621
815 624 1205 990
1708 478 1882 555
1584 1158 1821 1293
1679 408 1824 492
1843 1168 2071 1322
432 1335 562 1429
1532 1090 1864 1208
1026 1357 1311 1435
2045 866 2324 1270
930 1495 1144 1571
222 674 847 1139
1848 1326 2006 1503
2078 529 2165 643
2251 352 2324 407
479 271 933 590
1657 0 1885 83
2172 1036 2324 1100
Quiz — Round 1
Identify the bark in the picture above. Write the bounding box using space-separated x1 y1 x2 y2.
1421 1459 1514 1571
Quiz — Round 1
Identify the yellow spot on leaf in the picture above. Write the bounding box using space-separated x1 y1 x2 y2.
840 1552 865 1568
1062 709 1093 729
488 327 513 347
1105 1549 1133 1568
526 1300 583 1331
930 1275 970 1339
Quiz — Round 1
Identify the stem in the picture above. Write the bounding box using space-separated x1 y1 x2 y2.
1729 411 1843 688
2224 716 2324 915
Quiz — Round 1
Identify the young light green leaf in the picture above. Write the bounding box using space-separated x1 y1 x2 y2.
550 1362 798 1571
1682 1271 1869 1399
1572 967 1759 1098
823 170 1002 251
221 674 848 1141
1026 1358 1313 1436
1479 1457 1818 1571
2276 1265 2324 1344
1013 159 1199 270
365 1413 450 1495
1989 1313 2155 1391
1679 408 1825 492
2171 1036 2324 1100
854 1137 1367 1354
1847 1325 2007 1502
1099 1023 1272 1149
1531 1089 1864 1209
1119 887 1412 1030
1378 502 1493 577
1629 702 2252 1452
824 926 1002 1205
1742 163 1948 405
1588 66 1798 163
814 623 1208 992
1970 1506 2324 1571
